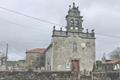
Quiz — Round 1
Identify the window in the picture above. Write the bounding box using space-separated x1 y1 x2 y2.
71 27 73 29
70 19 74 26
66 62 70 69
73 42 77 52
75 27 78 30
86 42 90 47
75 20 79 25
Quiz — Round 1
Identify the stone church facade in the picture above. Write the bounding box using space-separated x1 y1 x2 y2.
45 3 96 72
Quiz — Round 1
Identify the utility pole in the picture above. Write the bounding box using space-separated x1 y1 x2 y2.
104 64 107 80
119 67 120 80
5 43 8 69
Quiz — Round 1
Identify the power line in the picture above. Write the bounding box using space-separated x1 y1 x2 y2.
0 17 48 33
96 33 120 39
0 6 64 27
1 16 120 39
0 6 120 39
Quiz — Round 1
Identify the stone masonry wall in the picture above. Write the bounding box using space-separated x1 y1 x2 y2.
52 32 95 71
0 71 91 80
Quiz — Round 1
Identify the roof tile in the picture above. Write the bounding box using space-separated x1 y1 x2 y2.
26 48 45 54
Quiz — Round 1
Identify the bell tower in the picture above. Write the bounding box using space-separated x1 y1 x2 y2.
66 3 83 32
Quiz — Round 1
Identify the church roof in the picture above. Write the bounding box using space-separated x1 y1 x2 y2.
103 60 120 64
26 48 46 54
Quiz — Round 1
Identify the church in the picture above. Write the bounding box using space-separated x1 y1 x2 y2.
45 3 96 72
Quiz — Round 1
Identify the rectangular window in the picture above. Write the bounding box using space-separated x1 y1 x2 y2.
73 42 77 52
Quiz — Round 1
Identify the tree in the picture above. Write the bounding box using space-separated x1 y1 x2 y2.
96 60 102 68
110 47 120 60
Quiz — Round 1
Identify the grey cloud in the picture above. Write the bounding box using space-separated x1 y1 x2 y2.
0 0 120 60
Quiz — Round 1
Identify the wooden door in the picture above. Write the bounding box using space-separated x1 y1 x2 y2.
71 60 79 71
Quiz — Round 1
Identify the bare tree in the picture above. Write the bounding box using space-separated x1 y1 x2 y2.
110 47 120 60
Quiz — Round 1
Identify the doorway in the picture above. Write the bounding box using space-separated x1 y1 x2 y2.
71 60 79 71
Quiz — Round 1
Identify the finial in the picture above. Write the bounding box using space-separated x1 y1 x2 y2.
69 5 71 9
60 27 62 31
91 29 95 37
91 29 94 33
53 26 55 30
86 29 88 33
66 31 68 35
77 6 79 9
73 2 75 7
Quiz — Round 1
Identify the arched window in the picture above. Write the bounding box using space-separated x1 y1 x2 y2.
71 27 73 29
75 27 78 30
75 20 79 25
70 19 74 26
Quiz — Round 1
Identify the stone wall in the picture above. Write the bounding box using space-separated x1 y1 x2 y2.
92 71 119 80
0 71 91 80
45 44 52 71
51 32 95 71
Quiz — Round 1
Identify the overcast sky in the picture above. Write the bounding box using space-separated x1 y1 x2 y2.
0 0 120 61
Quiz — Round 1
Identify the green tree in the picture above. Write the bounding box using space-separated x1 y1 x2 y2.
96 60 102 68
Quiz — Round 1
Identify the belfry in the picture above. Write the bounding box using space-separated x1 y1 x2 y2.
66 2 83 32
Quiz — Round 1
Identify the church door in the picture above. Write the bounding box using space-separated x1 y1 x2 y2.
71 60 79 71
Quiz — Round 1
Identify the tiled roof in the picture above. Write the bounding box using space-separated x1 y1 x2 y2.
103 60 120 64
26 48 45 54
